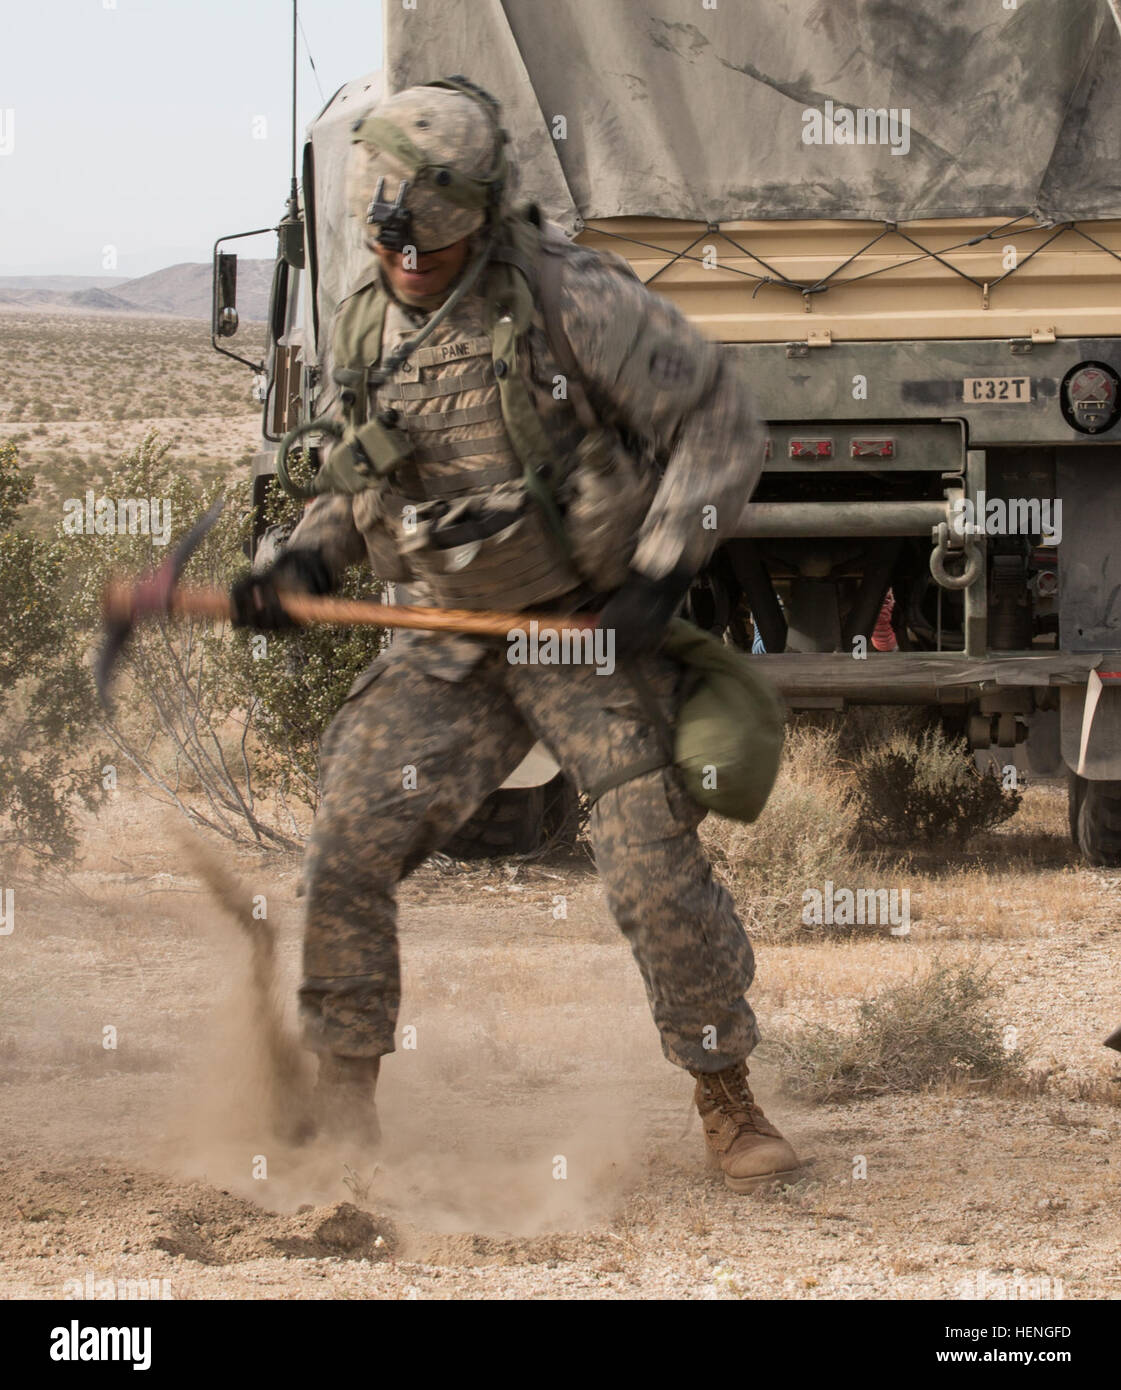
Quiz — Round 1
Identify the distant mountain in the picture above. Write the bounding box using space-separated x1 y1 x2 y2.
0 274 128 291
70 287 142 311
115 260 272 320
0 261 272 321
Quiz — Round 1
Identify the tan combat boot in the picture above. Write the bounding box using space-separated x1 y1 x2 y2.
691 1061 800 1192
314 1055 382 1149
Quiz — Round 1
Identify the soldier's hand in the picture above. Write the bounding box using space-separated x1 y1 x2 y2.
229 548 335 631
597 566 694 660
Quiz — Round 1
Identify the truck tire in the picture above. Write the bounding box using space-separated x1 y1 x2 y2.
442 774 580 859
1070 772 1121 867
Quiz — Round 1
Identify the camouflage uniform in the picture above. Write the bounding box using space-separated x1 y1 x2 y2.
289 232 768 1075
300 645 760 1072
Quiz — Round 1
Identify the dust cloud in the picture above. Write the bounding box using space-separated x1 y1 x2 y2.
164 835 677 1242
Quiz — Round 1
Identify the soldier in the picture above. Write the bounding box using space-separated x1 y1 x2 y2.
230 77 800 1191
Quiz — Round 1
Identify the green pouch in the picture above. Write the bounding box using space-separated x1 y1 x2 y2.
661 618 785 823
311 418 414 497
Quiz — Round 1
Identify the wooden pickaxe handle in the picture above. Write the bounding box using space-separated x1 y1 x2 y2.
102 580 600 639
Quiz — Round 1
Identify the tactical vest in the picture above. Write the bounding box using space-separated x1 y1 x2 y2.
309 211 653 608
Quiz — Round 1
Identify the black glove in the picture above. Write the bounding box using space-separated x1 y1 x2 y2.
596 565 694 661
229 548 334 631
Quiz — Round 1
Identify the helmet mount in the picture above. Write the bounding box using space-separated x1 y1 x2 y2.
366 177 414 251
356 75 510 253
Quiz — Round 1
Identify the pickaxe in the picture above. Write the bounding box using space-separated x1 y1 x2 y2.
95 497 598 708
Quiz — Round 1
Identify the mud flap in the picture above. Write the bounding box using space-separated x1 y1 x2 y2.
1061 672 1121 779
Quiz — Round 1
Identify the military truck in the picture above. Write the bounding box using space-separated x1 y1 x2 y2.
213 0 1121 864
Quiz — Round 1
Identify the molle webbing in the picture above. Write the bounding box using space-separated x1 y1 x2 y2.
382 458 517 504
388 367 491 400
405 402 503 431
328 214 574 554
406 434 509 465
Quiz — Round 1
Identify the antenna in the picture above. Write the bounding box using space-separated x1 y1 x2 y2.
289 0 299 214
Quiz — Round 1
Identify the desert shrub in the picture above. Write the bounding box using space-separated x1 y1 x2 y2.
770 961 1022 1102
849 726 1021 846
0 440 104 866
67 433 384 844
825 705 931 761
219 472 385 809
62 435 282 845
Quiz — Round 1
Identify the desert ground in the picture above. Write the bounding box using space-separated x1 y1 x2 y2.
0 309 264 532
2 785 1120 1301
1 311 1119 1302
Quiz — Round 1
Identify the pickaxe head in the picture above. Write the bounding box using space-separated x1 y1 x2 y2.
1105 1025 1121 1054
95 497 225 709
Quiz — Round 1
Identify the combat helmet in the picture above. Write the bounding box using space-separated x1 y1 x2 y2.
347 76 511 254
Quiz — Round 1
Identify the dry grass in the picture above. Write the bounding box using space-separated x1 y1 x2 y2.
698 723 1121 1108
702 718 1097 946
701 723 867 941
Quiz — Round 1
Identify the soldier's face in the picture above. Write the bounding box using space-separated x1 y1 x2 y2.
375 237 471 305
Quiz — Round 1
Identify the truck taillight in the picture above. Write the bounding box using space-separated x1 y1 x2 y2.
850 438 895 458
788 438 833 458
1061 361 1121 433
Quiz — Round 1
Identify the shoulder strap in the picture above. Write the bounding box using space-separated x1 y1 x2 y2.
537 238 599 431
484 213 540 336
331 279 389 427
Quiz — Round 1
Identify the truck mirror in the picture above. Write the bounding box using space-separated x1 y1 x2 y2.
213 251 240 338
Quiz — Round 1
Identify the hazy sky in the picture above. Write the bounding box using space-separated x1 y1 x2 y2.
0 0 383 277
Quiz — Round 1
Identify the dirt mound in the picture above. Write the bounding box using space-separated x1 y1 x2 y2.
2 1162 396 1267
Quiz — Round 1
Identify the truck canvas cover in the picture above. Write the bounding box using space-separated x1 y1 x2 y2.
306 1 1121 350
383 0 1121 229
